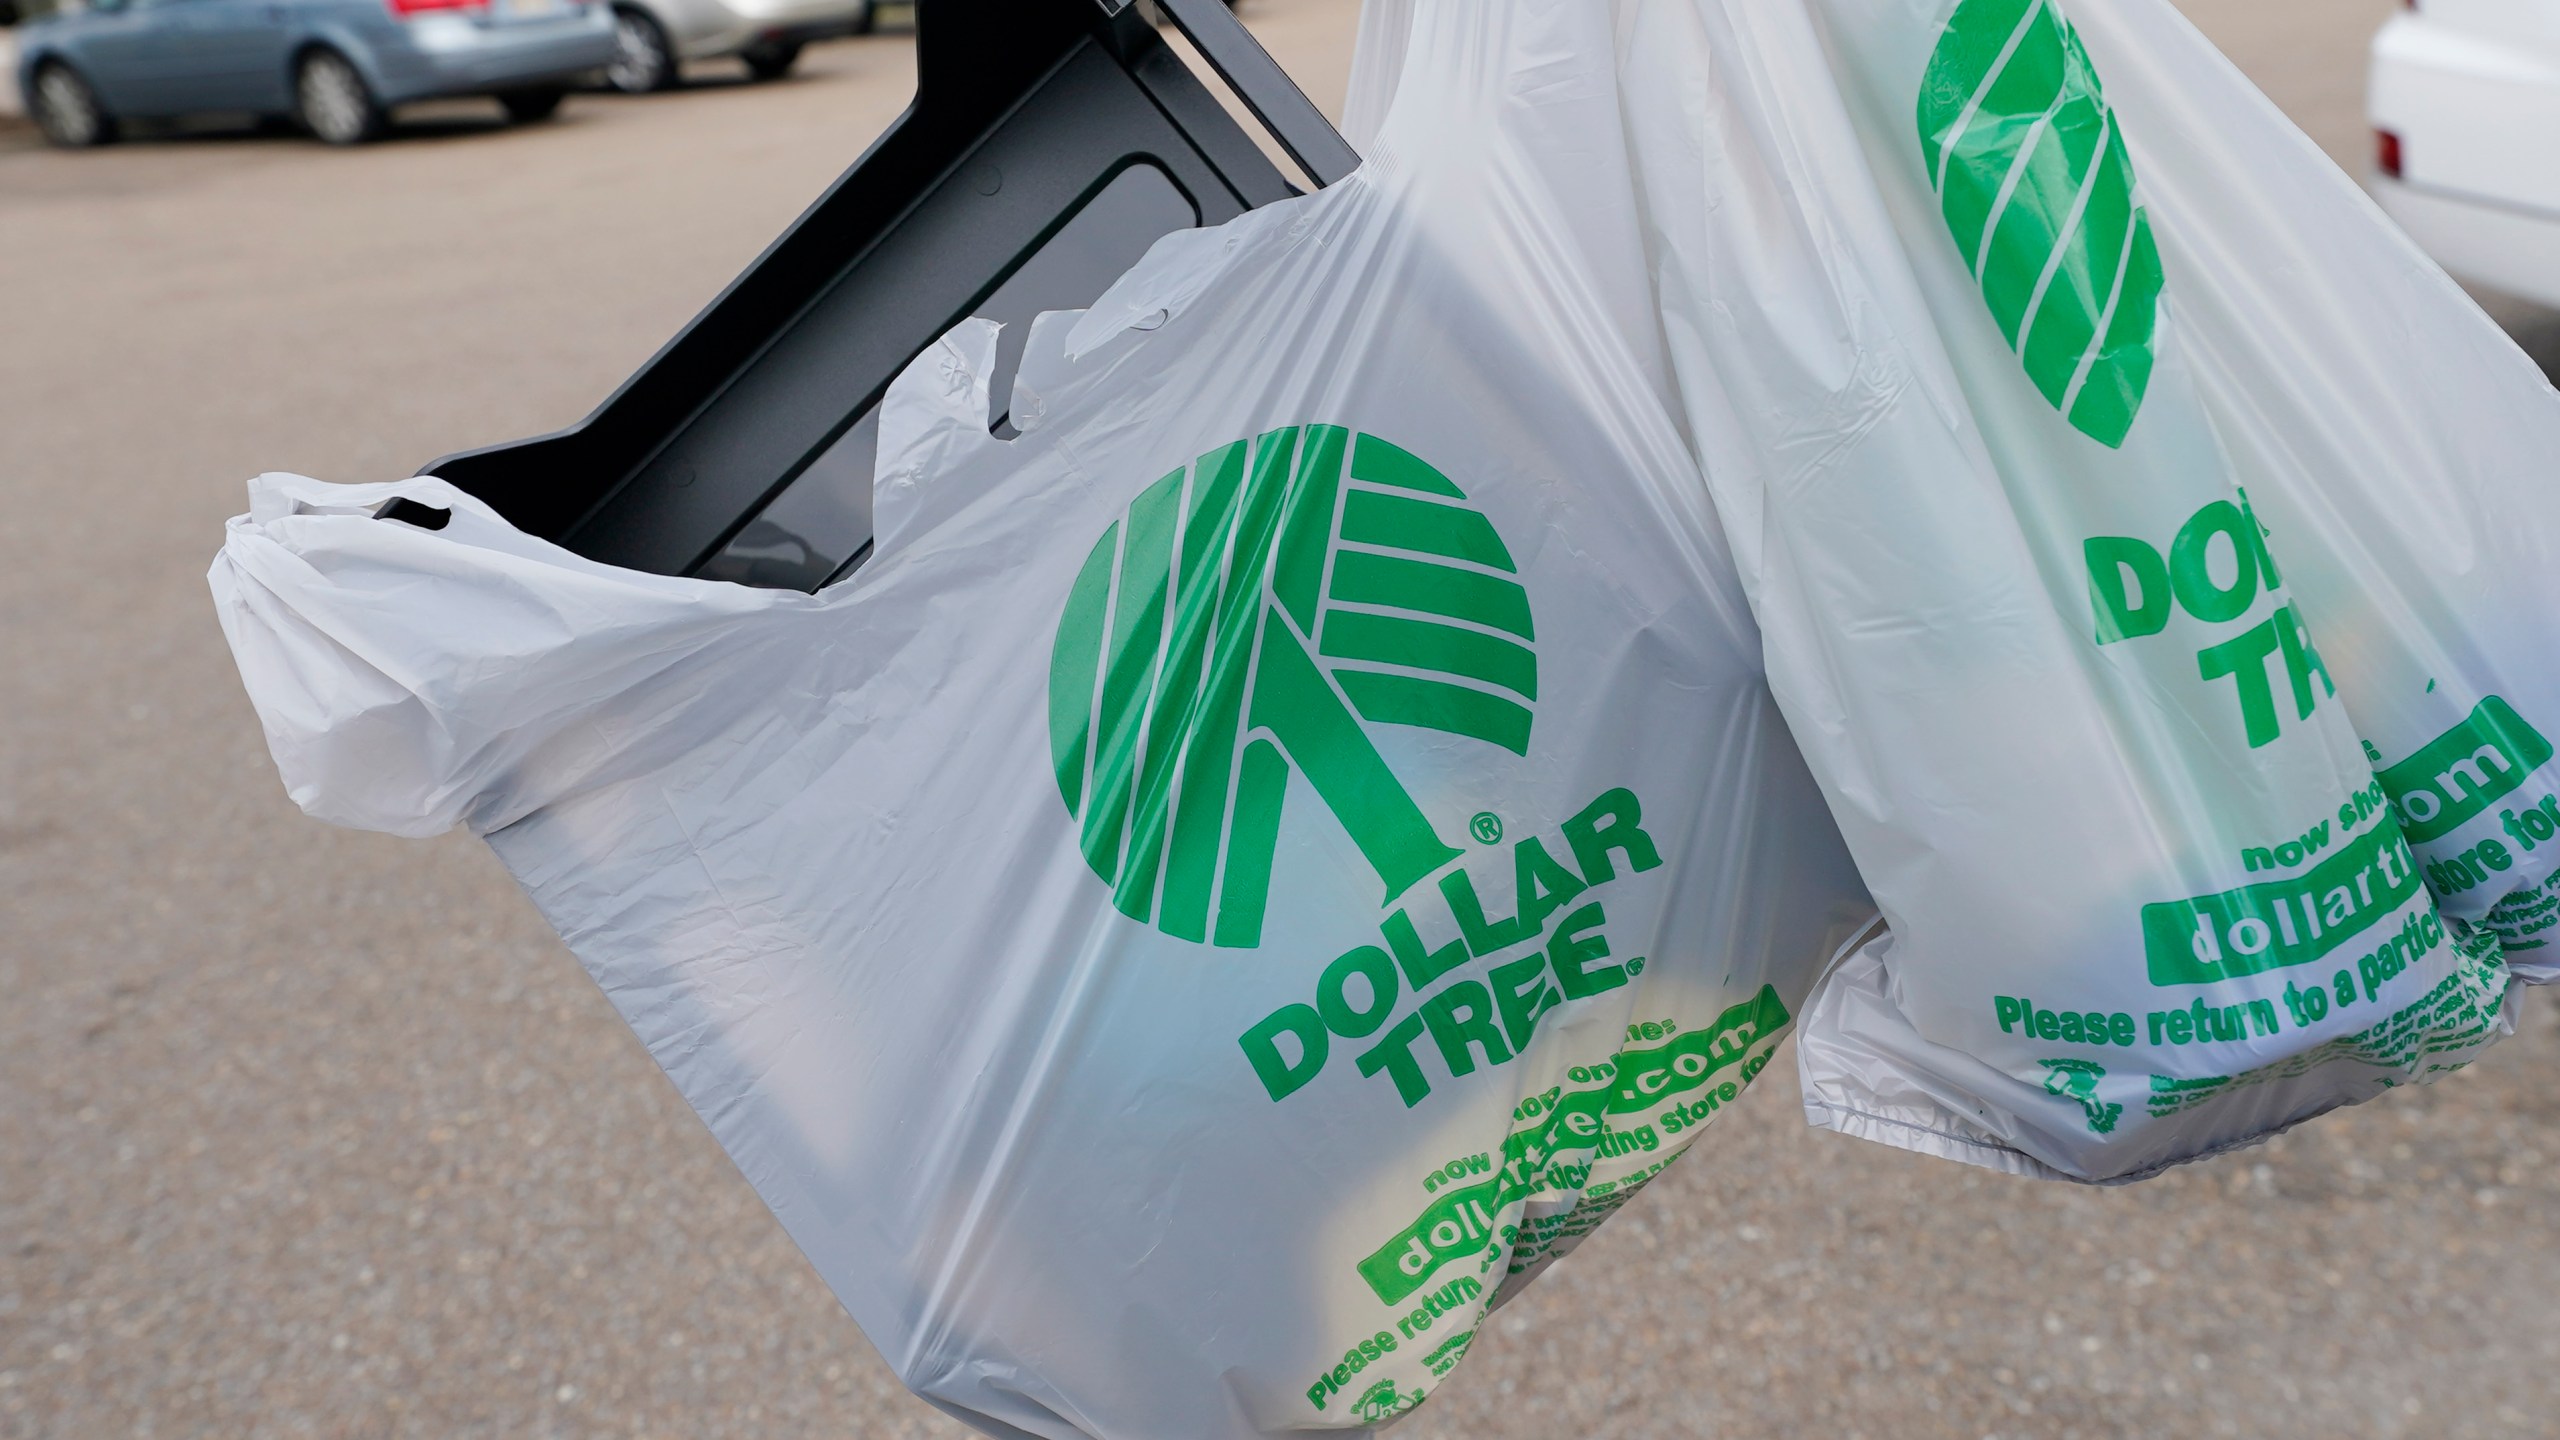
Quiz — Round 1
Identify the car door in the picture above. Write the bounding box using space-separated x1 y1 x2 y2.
174 0 297 112
61 0 187 116
68 0 260 116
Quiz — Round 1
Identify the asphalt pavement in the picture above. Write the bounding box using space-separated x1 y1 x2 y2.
5 3 2557 1438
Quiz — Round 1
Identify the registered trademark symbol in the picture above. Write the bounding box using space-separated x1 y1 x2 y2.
1469 812 1504 845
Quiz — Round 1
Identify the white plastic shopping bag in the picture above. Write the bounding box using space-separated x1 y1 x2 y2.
2065 0 2560 980
210 4 1870 1432
1610 0 2514 1183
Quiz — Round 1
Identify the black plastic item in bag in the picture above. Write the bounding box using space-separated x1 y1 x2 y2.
423 0 1356 593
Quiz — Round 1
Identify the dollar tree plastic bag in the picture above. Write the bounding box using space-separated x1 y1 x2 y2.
2056 0 2560 981
208 3 1871 1433
1606 0 2516 1183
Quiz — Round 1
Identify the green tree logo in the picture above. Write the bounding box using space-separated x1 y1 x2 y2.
1048 427 1537 948
1919 0 2163 447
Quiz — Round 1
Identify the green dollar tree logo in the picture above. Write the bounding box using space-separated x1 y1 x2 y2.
1048 427 1537 949
1919 0 2163 448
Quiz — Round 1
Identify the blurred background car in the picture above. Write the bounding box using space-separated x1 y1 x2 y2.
597 0 870 91
14 0 616 146
2370 0 2560 309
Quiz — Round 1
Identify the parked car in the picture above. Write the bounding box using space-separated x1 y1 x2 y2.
597 0 867 92
2370 0 2560 308
16 0 617 147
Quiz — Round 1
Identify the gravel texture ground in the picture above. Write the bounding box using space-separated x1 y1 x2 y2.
5 3 2556 1437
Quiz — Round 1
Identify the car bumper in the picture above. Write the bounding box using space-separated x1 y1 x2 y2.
672 0 866 59
372 8 619 103
2371 176 2560 312
746 14 859 45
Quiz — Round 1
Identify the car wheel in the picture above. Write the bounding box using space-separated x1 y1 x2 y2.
606 7 676 93
296 49 384 145
740 39 801 81
29 62 117 149
499 87 566 123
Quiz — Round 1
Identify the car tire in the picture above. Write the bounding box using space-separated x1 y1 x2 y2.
499 87 566 123
740 39 800 81
606 7 676 93
295 49 384 145
29 61 117 149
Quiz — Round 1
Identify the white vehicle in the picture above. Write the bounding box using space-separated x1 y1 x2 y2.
601 0 869 90
2371 0 2560 308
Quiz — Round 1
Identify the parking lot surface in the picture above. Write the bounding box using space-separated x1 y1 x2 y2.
5 3 2557 1438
